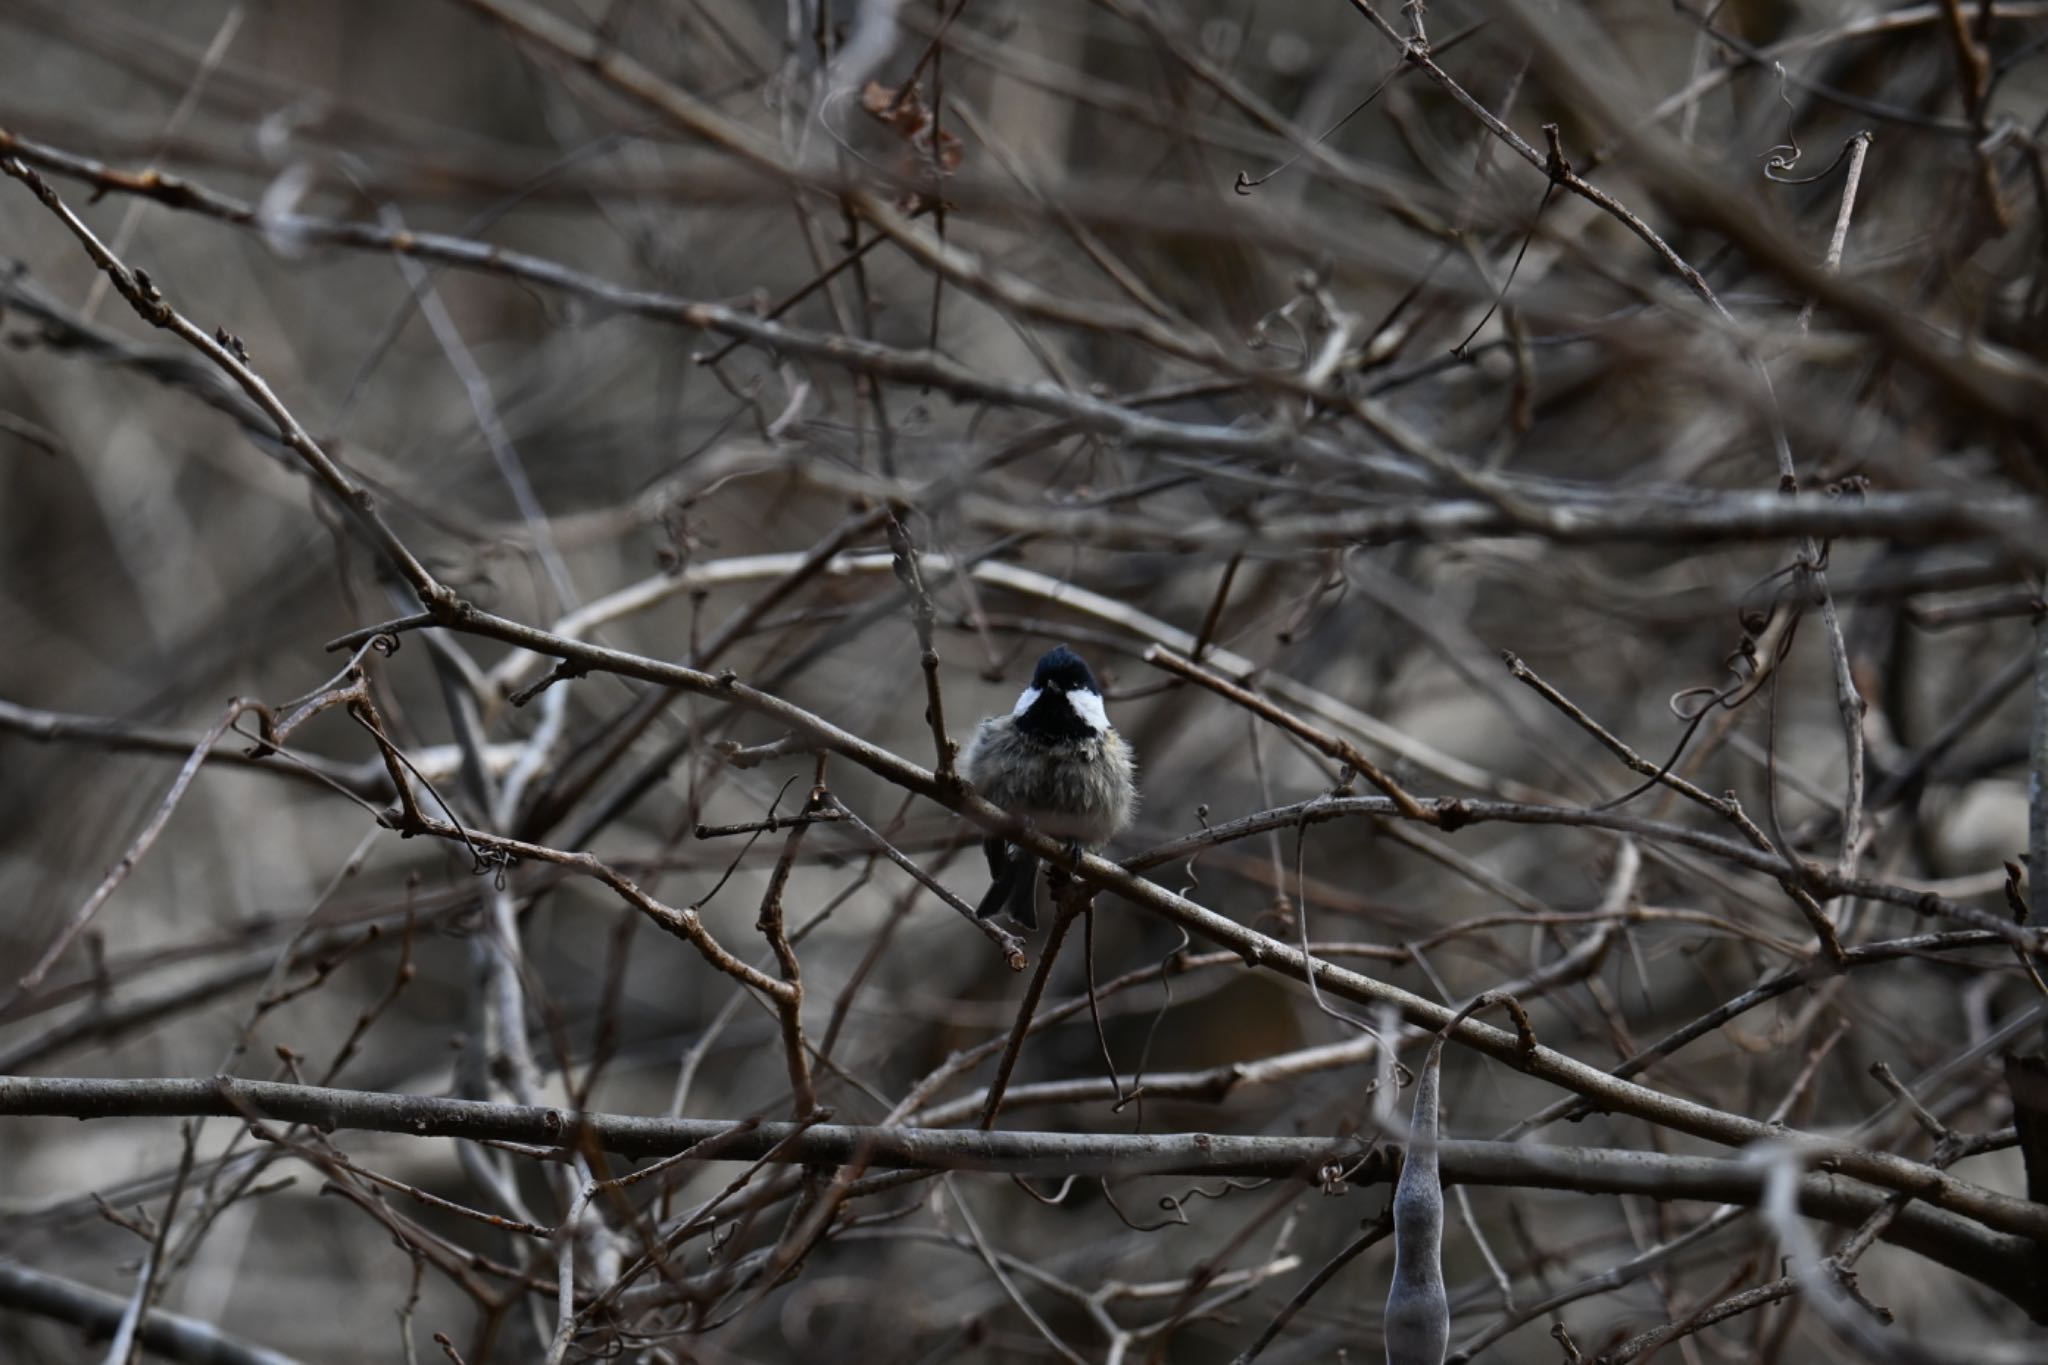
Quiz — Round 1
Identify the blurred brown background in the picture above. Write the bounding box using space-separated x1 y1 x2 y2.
1 0 2045 1361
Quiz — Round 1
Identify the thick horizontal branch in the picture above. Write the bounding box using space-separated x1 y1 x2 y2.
0 1075 2037 1314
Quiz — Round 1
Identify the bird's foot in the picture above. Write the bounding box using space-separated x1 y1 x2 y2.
1046 838 1084 887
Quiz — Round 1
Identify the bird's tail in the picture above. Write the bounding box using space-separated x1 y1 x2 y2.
975 839 1039 929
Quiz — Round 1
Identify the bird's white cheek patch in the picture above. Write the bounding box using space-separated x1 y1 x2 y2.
1011 686 1042 718
1067 688 1109 733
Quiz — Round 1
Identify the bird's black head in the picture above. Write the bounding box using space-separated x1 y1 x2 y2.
1012 645 1109 742
1032 645 1100 696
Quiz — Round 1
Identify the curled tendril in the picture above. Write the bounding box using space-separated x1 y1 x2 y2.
1100 1177 1183 1232
1311 1140 1385 1197
1592 557 1817 816
1761 62 1805 181
1767 136 1859 186
1760 62 1864 186
368 630 401 657
473 847 515 887
1669 684 1729 723
1156 1176 1268 1219
1009 1173 1079 1206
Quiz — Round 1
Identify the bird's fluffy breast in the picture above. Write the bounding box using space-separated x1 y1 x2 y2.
962 715 1136 848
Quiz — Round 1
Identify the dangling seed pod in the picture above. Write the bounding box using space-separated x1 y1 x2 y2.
1384 1037 1448 1365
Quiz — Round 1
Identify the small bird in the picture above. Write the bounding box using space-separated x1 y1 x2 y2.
961 645 1137 928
